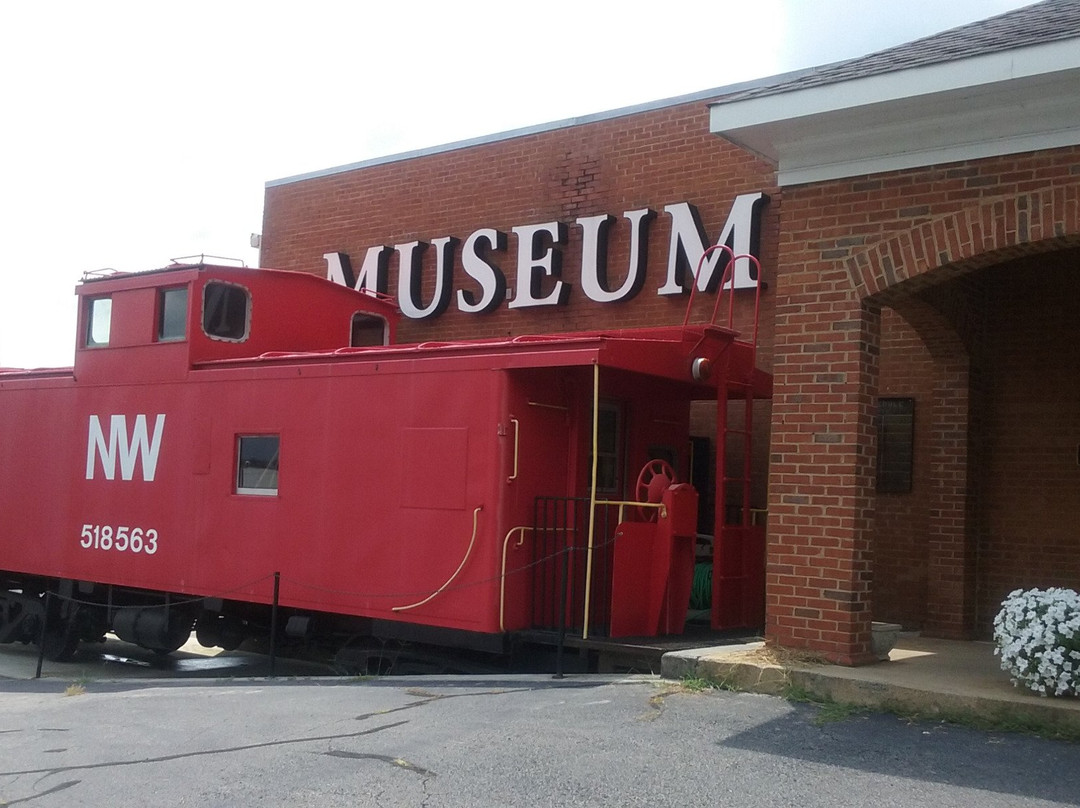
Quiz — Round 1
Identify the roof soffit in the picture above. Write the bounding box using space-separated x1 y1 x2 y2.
709 37 1080 186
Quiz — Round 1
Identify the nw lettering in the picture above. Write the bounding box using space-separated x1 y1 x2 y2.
85 414 166 482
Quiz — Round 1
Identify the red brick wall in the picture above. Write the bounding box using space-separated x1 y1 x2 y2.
873 310 933 629
261 101 779 360
771 148 1080 661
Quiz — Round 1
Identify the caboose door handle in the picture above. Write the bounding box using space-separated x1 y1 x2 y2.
507 417 520 483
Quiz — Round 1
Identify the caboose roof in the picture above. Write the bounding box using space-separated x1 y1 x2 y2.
76 262 394 310
193 324 770 399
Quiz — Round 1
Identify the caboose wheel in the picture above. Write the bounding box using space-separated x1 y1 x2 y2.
635 459 677 521
145 610 197 655
114 604 197 655
195 612 245 651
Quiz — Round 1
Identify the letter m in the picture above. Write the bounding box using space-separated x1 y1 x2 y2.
324 248 389 294
658 192 768 296
85 414 166 482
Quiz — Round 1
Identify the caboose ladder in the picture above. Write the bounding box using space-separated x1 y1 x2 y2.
711 377 766 631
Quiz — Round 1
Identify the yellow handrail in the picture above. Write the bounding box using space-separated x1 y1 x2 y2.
592 499 666 521
499 524 577 631
392 506 482 613
499 526 530 631
507 417 520 483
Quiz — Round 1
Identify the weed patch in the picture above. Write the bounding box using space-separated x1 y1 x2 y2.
781 682 867 725
679 675 723 692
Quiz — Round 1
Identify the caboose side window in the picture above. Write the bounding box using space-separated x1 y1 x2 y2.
236 435 279 496
350 312 388 347
203 282 250 342
85 296 112 347
591 402 623 495
157 287 188 341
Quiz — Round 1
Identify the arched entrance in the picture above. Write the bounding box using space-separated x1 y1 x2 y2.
767 189 1080 664
874 246 1080 637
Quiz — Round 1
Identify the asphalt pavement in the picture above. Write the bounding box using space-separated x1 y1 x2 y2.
2 669 1078 807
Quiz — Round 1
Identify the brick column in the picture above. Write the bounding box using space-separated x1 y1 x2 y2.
923 355 976 638
767 294 880 666
884 294 978 638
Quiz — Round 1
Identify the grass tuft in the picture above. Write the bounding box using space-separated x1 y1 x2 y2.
781 682 867 725
679 675 722 692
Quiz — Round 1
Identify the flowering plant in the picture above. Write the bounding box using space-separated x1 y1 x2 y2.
993 587 1080 697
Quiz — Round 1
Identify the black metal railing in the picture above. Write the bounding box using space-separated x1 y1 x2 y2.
531 496 621 639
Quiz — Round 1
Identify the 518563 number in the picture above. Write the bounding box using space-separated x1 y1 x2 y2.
79 524 158 555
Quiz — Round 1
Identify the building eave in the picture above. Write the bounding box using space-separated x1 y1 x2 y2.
709 38 1080 186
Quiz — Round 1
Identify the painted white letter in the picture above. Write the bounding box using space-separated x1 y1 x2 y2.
86 414 166 482
121 414 166 482
86 415 116 480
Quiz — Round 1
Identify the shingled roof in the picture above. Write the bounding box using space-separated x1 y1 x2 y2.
716 0 1080 104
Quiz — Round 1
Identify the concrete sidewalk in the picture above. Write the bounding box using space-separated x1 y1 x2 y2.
661 635 1080 738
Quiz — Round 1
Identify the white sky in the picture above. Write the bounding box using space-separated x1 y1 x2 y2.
0 0 1035 368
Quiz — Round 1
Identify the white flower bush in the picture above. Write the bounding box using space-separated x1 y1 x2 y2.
993 587 1080 697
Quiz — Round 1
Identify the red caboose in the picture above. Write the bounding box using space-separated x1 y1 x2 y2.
0 261 769 670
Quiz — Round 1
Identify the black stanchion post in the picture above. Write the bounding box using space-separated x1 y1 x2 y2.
269 572 280 677
555 517 570 680
35 592 50 679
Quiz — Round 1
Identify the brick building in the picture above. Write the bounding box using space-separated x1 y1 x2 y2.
261 1 1080 664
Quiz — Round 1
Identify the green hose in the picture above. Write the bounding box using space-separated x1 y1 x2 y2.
690 563 712 610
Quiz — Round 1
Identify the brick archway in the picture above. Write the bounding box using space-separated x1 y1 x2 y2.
852 190 1080 640
844 189 1080 300
767 185 1080 664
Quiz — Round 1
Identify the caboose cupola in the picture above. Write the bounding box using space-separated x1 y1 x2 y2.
73 262 400 382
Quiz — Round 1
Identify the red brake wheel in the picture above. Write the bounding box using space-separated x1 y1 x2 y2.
635 459 677 521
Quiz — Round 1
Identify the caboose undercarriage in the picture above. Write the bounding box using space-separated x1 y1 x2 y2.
0 577 199 662
1 453 759 675
0 583 704 675
0 479 722 673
